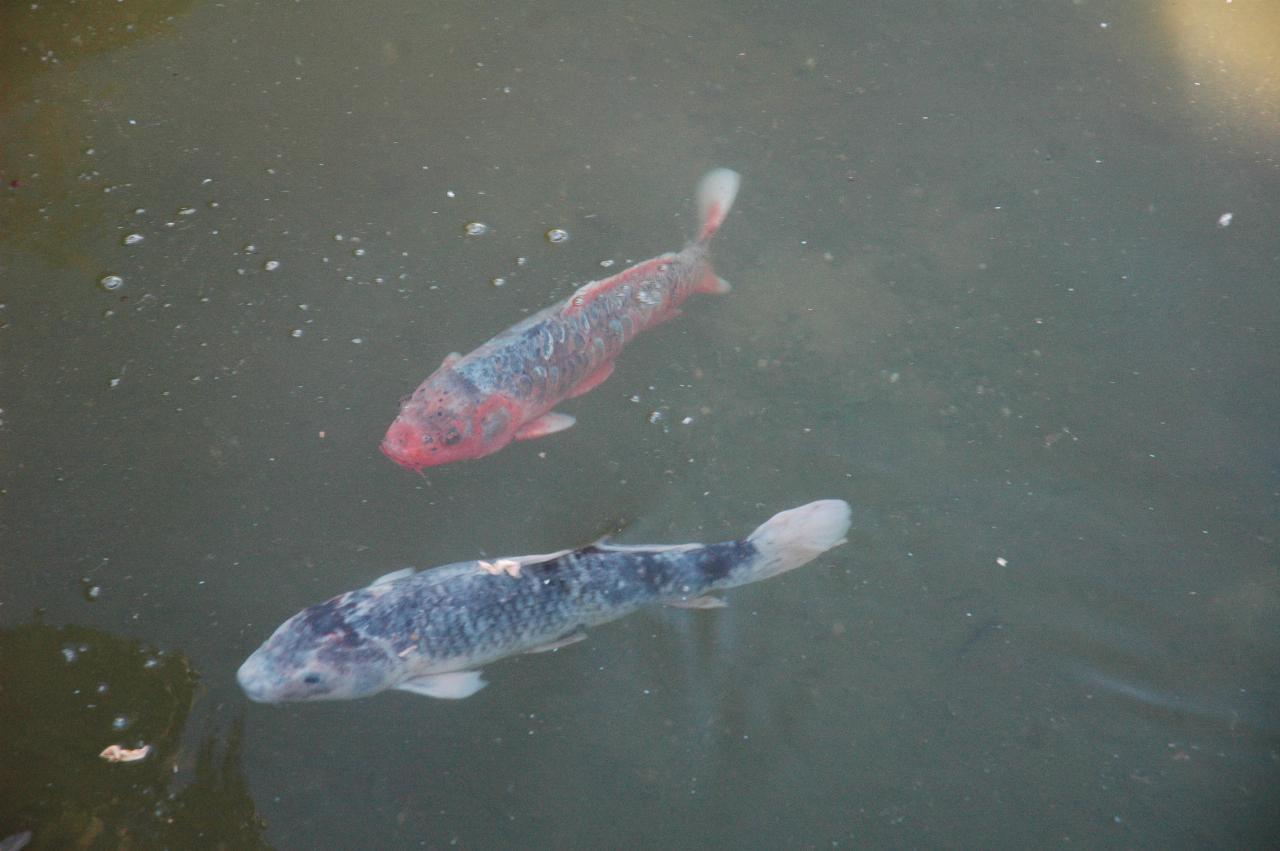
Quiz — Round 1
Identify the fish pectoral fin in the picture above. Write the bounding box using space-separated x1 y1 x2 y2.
523 627 587 654
566 361 615 399
369 567 415 587
514 412 577 441
395 670 487 700
666 594 728 610
695 270 732 295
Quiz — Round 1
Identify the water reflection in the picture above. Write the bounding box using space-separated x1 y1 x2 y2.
0 623 267 849
0 0 194 274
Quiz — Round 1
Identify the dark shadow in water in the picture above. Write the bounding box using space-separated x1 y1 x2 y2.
0 622 269 850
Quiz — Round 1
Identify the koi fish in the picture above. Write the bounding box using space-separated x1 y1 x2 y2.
237 500 850 703
381 168 741 470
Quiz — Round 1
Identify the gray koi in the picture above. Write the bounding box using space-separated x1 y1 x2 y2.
237 500 850 703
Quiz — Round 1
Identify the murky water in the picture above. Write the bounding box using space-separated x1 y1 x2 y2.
3 1 1278 847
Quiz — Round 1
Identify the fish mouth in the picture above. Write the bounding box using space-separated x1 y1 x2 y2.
236 655 279 703
380 420 433 470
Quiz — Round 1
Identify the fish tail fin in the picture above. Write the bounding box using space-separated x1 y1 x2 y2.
695 167 741 242
738 500 851 584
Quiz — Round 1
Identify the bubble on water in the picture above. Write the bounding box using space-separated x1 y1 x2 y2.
100 275 124 291
243 243 257 254
61 645 79 663
599 259 615 268
515 256 528 266
177 206 197 216
464 221 489 237
351 337 364 344
263 260 280 271
334 233 345 241
545 228 569 244
122 233 144 246
289 328 304 338
111 715 134 731
648 411 664 424
133 208 146 215
352 248 367 257
96 682 110 694
491 277 506 287
143 657 160 669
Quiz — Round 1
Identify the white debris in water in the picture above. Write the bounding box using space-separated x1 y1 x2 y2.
122 233 144 245
996 557 1008 567
545 228 569 244
1217 212 1233 228
263 260 280 271
100 275 124 291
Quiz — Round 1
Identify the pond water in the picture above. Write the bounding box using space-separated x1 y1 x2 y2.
2 1 1277 847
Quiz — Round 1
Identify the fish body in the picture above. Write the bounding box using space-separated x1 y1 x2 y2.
237 500 850 703
381 168 741 470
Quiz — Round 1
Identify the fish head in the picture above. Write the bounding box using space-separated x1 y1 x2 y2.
381 372 517 469
238 592 396 703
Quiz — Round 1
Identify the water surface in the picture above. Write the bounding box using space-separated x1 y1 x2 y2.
2 1 1277 847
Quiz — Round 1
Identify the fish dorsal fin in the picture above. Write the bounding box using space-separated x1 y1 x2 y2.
590 541 703 554
561 256 675 316
369 567 415 587
495 548 576 568
563 277 612 315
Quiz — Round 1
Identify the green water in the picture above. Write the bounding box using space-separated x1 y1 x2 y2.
2 1 1277 847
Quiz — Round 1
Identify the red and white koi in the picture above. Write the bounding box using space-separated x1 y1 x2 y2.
381 168 741 471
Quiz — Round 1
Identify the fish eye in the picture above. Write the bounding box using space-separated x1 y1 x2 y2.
302 673 321 685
